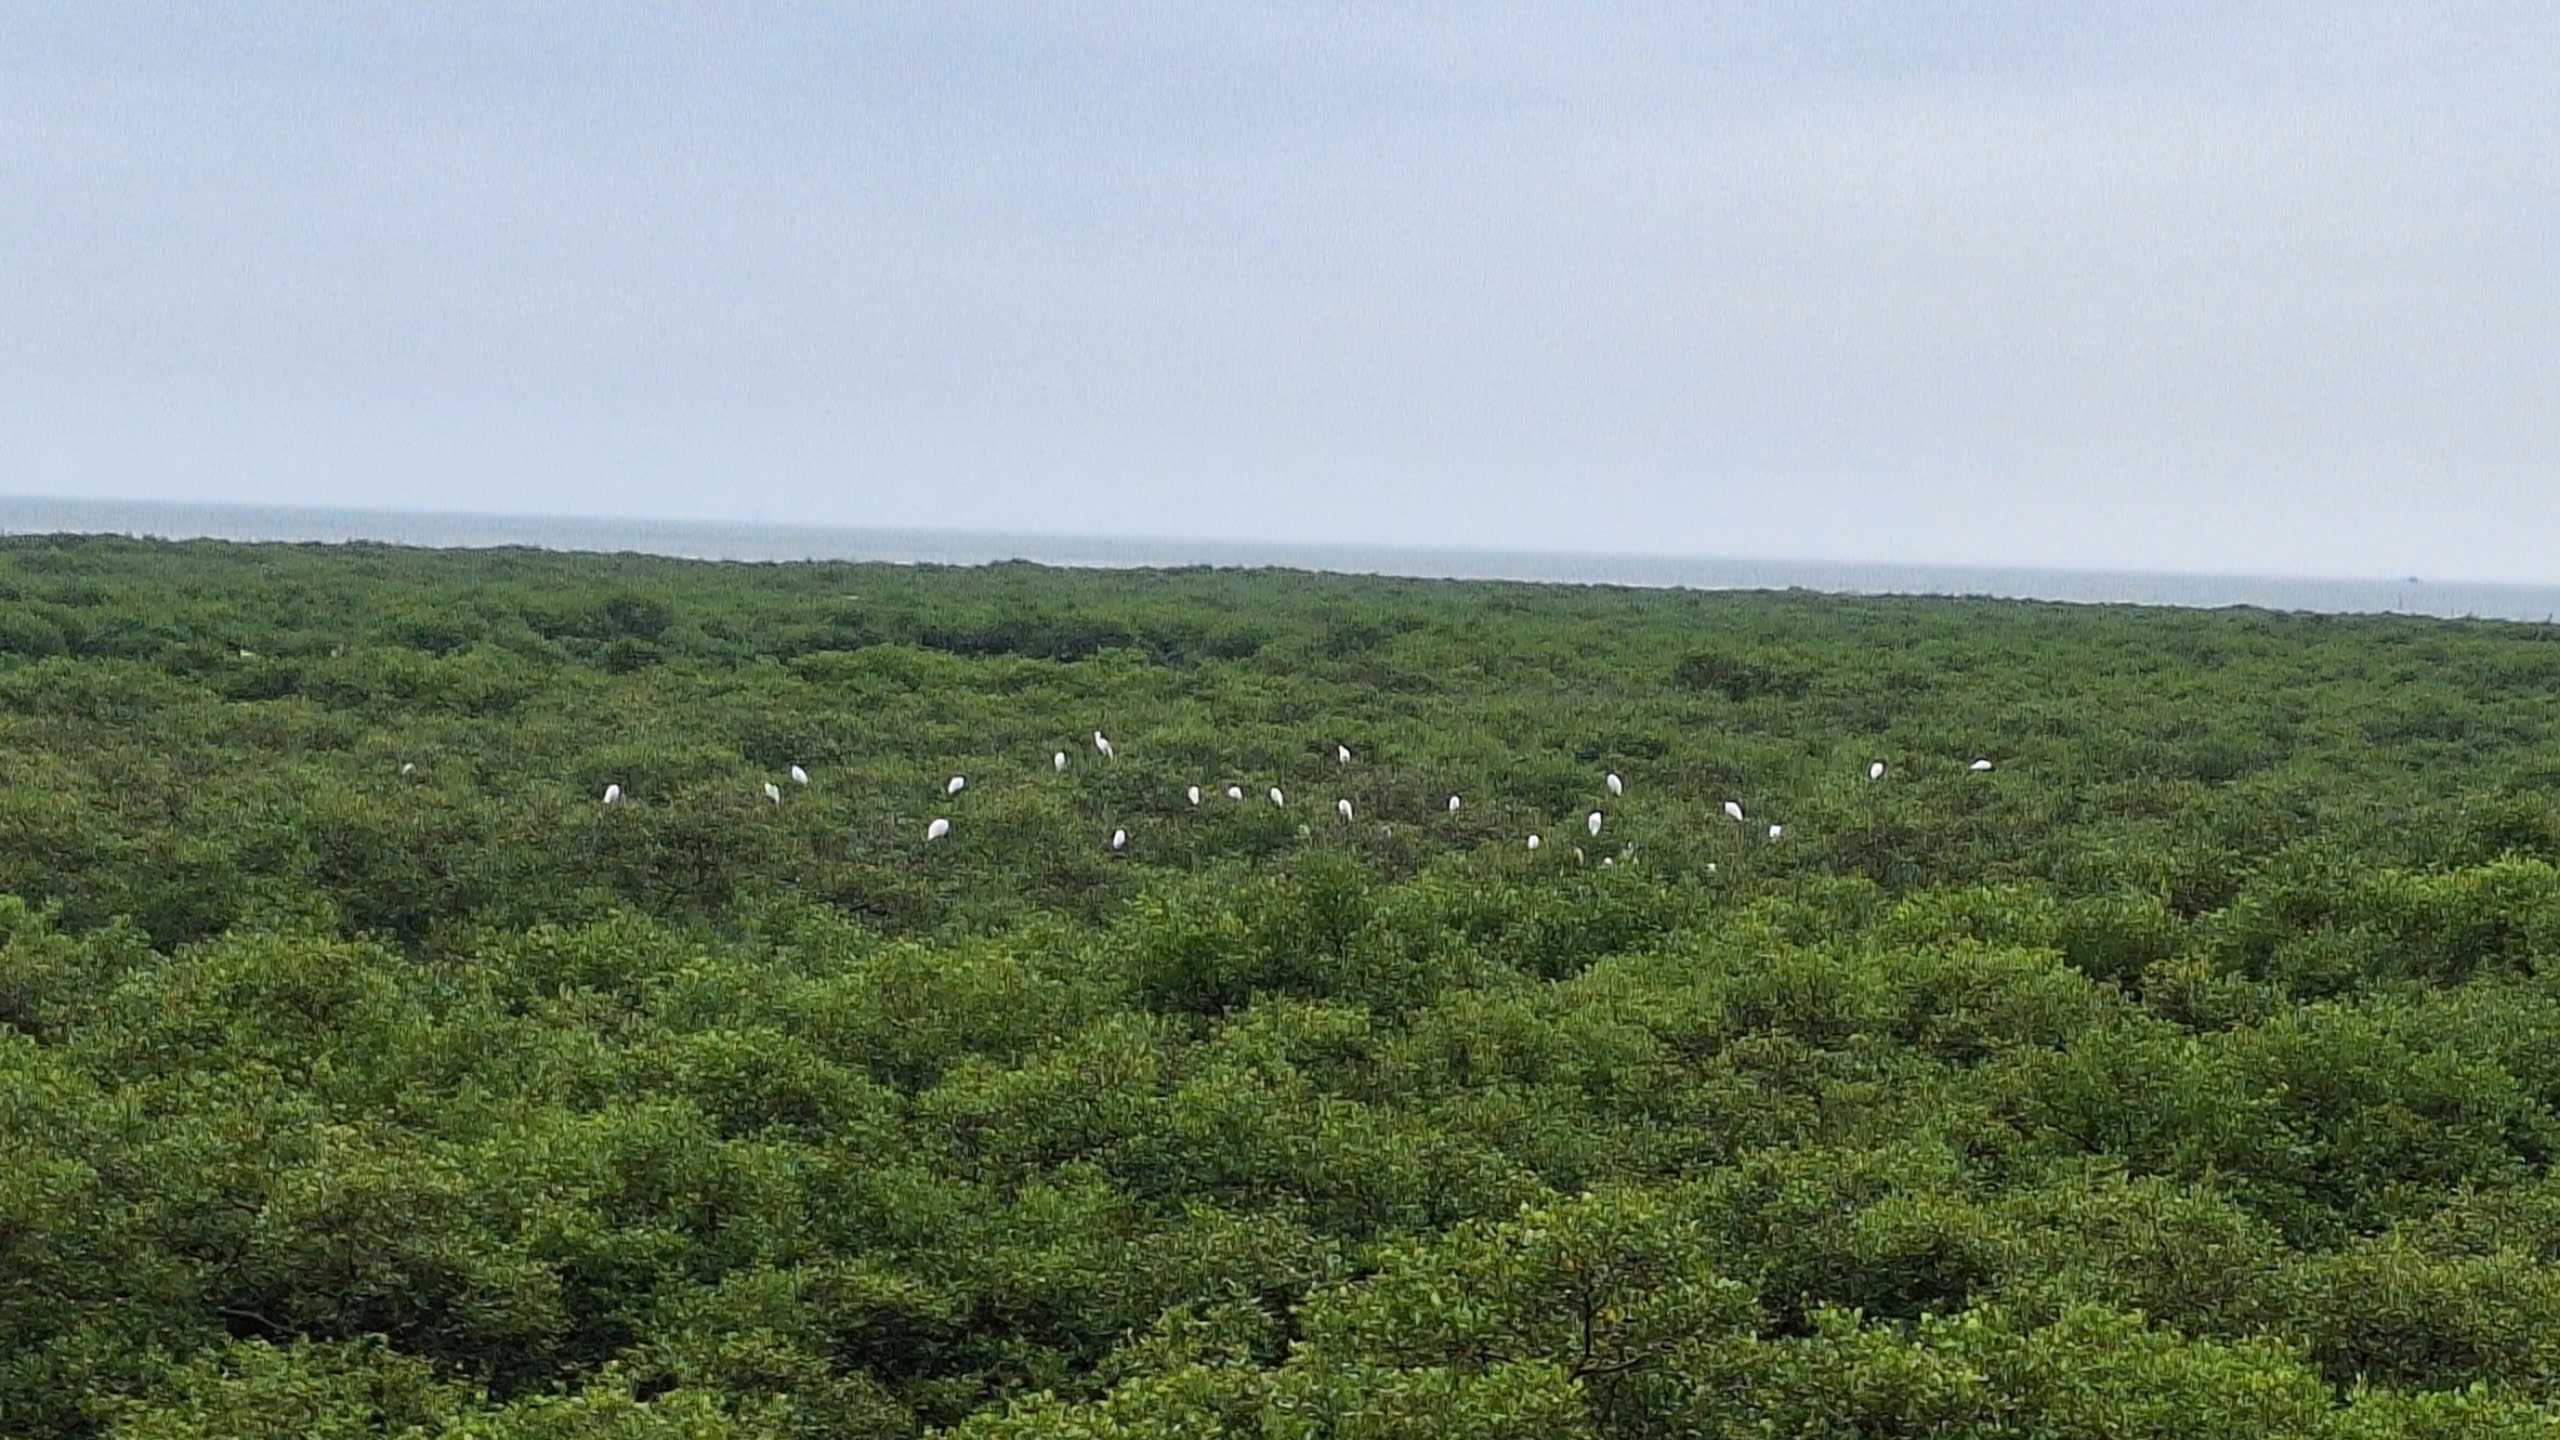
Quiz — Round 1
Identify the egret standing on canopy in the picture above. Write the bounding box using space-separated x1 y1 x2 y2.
926 818 950 841
1447 795 1462 812
1093 731 1114 757
1587 811 1603 837
1054 752 1068 772
1187 786 1201 805
763 783 782 803
1111 829 1128 851
1868 761 1885 781
1337 798 1354 821
1971 759 1995 772
602 784 622 805
1723 800 1745 822
1338 745 1352 764
1227 785 1244 801
947 775 966 795
790 765 809 785
1606 773 1623 796
1269 787 1286 806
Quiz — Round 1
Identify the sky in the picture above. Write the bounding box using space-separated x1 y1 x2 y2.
4 3 2555 581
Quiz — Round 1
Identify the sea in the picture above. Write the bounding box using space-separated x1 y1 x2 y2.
6 494 2556 625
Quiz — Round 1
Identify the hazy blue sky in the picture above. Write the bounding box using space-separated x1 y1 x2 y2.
5 3 2554 579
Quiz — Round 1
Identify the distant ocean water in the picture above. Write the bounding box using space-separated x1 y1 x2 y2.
7 495 2558 625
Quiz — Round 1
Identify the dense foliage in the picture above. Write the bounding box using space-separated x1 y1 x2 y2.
8 533 2560 1436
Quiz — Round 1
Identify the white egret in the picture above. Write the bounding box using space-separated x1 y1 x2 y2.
1187 786 1201 806
1868 761 1886 781
1269 787 1286 806
1448 795 1462 812
1054 752 1068 772
763 782 782 803
1337 798 1354 821
947 775 966 795
1606 772 1623 796
1601 856 1614 867
602 784 622 805
1227 785 1245 801
1526 834 1542 850
1337 744 1351 764
1768 824 1785 840
1970 759 1995 772
926 817 950 841
1723 800 1745 822
399 762 415 776
1111 829 1128 851
1587 811 1603 837
1094 731 1114 757
790 765 809 785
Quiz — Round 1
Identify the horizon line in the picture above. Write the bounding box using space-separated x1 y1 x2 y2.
3 492 2544 598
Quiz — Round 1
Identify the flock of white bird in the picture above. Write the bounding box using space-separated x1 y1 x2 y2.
585 728 1999 861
